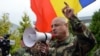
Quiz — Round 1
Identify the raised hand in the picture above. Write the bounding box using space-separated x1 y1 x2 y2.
62 2 75 19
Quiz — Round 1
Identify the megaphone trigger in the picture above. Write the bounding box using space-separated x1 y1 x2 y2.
44 33 47 42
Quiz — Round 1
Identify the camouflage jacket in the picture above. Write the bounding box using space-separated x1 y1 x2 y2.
49 16 96 56
13 47 32 56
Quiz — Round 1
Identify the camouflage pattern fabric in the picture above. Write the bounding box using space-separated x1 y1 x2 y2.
14 42 49 56
13 47 32 56
30 41 49 56
49 16 96 56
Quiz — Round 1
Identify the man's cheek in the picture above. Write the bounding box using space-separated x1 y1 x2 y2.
62 31 66 35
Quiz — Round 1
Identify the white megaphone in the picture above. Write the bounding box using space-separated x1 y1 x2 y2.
23 27 54 47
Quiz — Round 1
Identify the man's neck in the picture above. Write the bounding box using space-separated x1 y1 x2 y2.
57 36 68 42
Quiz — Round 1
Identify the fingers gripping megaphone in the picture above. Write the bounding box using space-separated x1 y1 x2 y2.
23 27 55 47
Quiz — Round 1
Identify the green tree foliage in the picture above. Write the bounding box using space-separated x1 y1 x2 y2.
18 12 31 37
10 13 32 54
0 13 11 36
88 9 100 56
0 13 20 54
0 13 32 55
89 9 100 47
9 30 21 54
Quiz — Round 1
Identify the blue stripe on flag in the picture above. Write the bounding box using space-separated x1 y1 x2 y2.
79 0 95 8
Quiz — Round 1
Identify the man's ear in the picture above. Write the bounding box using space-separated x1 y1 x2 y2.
65 23 69 27
65 23 69 37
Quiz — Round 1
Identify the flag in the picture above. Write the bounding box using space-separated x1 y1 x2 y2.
31 0 95 32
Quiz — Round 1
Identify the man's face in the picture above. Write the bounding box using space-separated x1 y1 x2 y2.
51 18 68 39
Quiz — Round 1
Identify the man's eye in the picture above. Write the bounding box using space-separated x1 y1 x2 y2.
51 24 60 28
55 24 60 27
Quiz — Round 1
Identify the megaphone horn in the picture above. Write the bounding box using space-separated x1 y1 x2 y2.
23 27 54 47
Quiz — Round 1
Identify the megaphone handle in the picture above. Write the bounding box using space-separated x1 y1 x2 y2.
44 33 47 42
41 33 47 44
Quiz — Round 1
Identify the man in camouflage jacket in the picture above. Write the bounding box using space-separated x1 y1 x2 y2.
49 2 96 56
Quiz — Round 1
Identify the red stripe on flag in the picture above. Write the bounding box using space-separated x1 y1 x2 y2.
31 0 57 32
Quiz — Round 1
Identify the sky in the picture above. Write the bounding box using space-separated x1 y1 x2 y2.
0 0 100 25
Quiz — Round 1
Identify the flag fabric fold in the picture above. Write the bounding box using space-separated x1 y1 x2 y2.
31 0 95 32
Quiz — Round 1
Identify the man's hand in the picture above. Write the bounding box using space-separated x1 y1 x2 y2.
62 2 75 19
31 42 49 54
